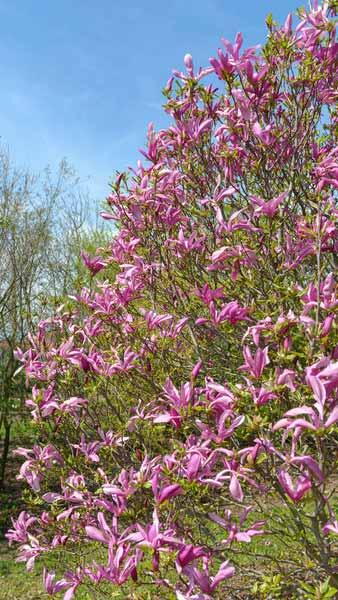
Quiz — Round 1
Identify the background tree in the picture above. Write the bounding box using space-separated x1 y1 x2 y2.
0 147 108 487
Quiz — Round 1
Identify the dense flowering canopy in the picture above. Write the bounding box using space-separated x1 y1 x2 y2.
7 2 338 598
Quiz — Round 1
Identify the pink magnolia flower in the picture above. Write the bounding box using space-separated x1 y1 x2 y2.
243 317 273 346
161 317 190 339
59 396 88 419
81 252 106 274
183 560 235 595
250 191 287 217
124 509 180 570
206 380 235 412
175 544 208 573
105 544 142 584
276 368 297 391
277 470 312 502
15 445 63 491
72 435 102 463
109 347 139 375
210 31 257 78
151 473 183 505
6 512 36 544
209 506 265 544
102 467 136 500
194 284 224 305
209 245 257 274
308 374 326 406
85 512 119 545
323 520 338 536
244 379 277 406
182 452 203 481
167 227 205 256
142 309 173 330
17 536 47 571
229 472 244 502
273 403 338 435
209 300 250 326
252 122 274 146
290 455 324 483
196 413 244 444
317 361 338 395
191 360 203 379
239 346 270 378
153 378 194 428
43 569 83 600
43 570 71 596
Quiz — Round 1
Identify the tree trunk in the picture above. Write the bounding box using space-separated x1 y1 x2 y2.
0 419 11 488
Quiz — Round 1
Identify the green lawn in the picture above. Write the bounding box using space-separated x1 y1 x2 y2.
0 545 48 600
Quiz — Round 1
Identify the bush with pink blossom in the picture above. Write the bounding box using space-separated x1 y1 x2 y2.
7 2 338 598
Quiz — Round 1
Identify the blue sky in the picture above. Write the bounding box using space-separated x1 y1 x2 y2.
0 0 300 202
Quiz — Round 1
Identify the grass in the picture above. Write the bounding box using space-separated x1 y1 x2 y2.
0 545 48 600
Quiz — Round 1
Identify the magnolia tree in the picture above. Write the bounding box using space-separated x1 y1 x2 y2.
7 2 338 598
